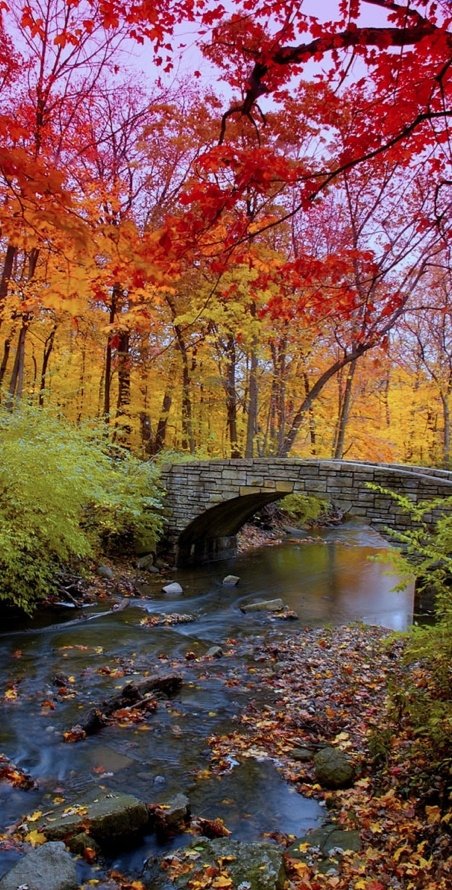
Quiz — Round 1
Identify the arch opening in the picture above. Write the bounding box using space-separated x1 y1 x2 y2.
176 491 285 566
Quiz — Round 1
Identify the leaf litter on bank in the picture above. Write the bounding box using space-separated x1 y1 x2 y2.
196 624 451 890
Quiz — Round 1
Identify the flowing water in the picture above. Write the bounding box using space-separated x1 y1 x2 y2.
0 520 414 883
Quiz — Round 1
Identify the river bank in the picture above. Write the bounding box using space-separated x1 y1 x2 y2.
0 529 449 890
204 623 450 890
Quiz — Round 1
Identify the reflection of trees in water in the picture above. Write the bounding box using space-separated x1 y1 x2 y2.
250 535 413 628
325 542 340 605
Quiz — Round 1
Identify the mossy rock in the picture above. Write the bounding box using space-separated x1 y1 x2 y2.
313 746 356 789
39 790 149 847
286 823 361 876
144 837 286 890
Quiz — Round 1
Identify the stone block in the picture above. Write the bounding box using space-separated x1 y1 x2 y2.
274 481 295 492
304 480 327 492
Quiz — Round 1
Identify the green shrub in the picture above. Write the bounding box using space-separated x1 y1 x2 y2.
0 405 164 613
279 492 328 525
372 487 452 758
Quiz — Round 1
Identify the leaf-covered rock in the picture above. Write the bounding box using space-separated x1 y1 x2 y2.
144 837 286 890
38 790 149 847
313 746 356 789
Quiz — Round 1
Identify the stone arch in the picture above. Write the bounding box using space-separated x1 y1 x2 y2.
176 488 291 566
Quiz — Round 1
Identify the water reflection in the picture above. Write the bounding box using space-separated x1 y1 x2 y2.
168 519 414 633
188 757 322 839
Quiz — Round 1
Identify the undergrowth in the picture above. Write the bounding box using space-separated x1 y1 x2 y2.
370 486 452 799
0 404 164 613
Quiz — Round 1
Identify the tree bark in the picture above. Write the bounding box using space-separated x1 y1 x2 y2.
38 322 58 407
113 329 132 446
245 302 259 458
7 315 29 404
0 322 17 390
173 325 194 453
245 348 258 458
302 370 317 455
440 388 451 467
278 344 371 456
103 283 120 420
0 243 17 326
150 382 174 455
333 359 357 459
224 334 241 457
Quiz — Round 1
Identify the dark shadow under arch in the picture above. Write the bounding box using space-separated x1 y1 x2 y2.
176 491 285 566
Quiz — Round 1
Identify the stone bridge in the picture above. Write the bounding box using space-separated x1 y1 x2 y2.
160 459 452 566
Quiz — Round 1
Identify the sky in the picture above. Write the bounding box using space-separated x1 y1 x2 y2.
124 0 391 93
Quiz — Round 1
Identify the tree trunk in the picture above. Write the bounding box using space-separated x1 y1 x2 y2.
0 243 17 325
38 323 57 407
440 387 451 467
166 295 194 453
245 348 258 458
174 326 194 453
245 302 259 458
103 284 120 420
224 334 241 457
7 315 29 404
278 344 370 456
333 359 356 458
383 369 391 427
302 370 317 455
405 369 420 461
113 329 132 447
268 339 288 456
150 384 174 454
77 341 87 424
0 322 17 390
138 365 153 455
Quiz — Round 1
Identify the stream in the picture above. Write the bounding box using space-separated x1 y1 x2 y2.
0 520 414 884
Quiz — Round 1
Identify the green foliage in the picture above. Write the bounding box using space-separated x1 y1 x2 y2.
0 405 164 613
371 486 452 758
279 492 328 525
370 486 452 615
154 447 212 465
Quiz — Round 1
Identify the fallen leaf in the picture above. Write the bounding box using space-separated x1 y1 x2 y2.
27 811 43 823
24 830 47 846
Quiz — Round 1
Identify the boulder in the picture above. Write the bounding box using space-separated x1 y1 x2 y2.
66 832 101 857
222 575 240 586
0 842 78 890
288 824 361 858
205 645 223 658
313 747 356 789
162 582 183 595
137 554 159 571
241 598 285 613
38 789 149 847
143 838 286 890
97 564 114 580
286 823 361 874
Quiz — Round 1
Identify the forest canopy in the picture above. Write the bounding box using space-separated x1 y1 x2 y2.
0 0 450 463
